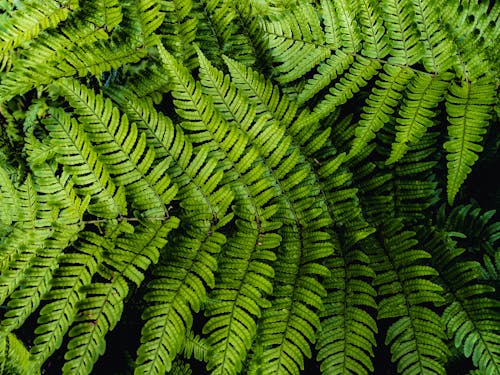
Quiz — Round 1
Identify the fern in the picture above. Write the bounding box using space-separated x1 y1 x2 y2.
0 0 499 374
444 78 496 204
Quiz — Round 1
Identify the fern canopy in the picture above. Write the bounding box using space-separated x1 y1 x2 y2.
0 0 498 374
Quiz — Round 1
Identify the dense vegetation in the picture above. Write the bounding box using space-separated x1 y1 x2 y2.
0 0 498 374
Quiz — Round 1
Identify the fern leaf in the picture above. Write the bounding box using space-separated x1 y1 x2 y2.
43 107 127 218
0 0 78 56
317 247 378 375
83 0 122 31
0 165 20 225
0 177 49 303
420 227 500 375
387 72 452 164
251 222 332 375
358 0 390 59
349 64 414 159
28 232 104 368
444 78 496 204
172 47 283 374
306 56 382 126
0 40 151 103
63 276 129 375
53 78 177 218
365 219 449 375
0 16 109 101
157 41 284 375
160 0 197 69
382 0 424 65
297 50 354 106
198 49 256 131
109 88 234 223
0 222 82 335
136 218 226 374
204 229 278 375
262 3 330 83
228 0 271 69
189 0 224 66
411 0 456 73
124 0 165 47
101 220 180 287
224 56 298 126
26 154 90 227
320 0 341 48
0 333 33 375
333 0 363 53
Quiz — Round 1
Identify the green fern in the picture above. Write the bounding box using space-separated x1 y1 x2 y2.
0 0 498 374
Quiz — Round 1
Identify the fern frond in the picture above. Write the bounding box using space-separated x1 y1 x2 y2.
411 0 456 73
250 221 332 375
63 276 129 375
0 228 51 308
203 227 278 375
0 18 109 101
365 219 449 375
0 221 82 335
157 41 283 375
317 247 378 375
390 131 440 220
43 107 127 218
444 78 496 204
136 217 227 374
419 226 500 375
52 78 177 218
387 72 452 164
262 3 330 83
0 171 83 332
297 48 355 106
358 0 390 59
123 0 165 47
331 0 363 54
382 0 424 65
305 56 382 126
0 333 33 375
349 64 414 159
320 0 340 48
0 34 152 102
166 45 281 374
0 165 20 225
0 0 78 57
440 0 499 79
101 219 180 287
27 232 104 368
198 49 256 132
28 159 90 226
224 56 298 126
160 0 197 70
219 0 260 67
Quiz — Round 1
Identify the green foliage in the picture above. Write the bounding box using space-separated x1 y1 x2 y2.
0 1 498 375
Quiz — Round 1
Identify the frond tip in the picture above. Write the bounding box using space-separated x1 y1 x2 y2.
444 78 496 204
